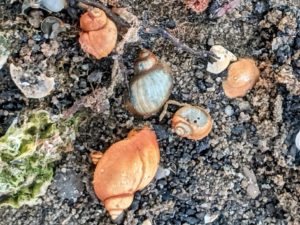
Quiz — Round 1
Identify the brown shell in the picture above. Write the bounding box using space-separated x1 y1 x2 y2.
222 58 260 98
172 105 213 140
79 8 117 59
93 127 160 219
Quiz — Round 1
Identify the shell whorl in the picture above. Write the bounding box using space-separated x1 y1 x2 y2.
174 121 193 137
80 8 108 32
104 194 134 220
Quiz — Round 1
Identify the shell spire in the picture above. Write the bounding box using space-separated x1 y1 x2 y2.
79 8 118 59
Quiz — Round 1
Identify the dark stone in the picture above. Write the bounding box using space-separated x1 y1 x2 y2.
183 216 200 224
53 170 84 203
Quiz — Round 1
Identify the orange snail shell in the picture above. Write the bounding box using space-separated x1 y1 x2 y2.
222 58 260 98
172 105 213 140
79 8 117 59
92 127 160 220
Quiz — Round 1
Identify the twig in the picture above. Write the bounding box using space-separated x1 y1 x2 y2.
143 26 219 63
76 0 130 28
159 100 189 121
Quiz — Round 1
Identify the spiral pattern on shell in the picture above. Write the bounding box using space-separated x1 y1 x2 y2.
93 127 160 219
79 8 117 59
222 58 260 98
128 50 173 116
172 105 213 140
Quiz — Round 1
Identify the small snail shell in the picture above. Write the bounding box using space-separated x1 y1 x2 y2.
172 105 213 140
22 0 67 14
79 8 118 59
222 58 260 98
127 49 173 116
41 0 66 12
93 127 160 220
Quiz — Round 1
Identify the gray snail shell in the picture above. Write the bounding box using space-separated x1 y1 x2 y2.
127 49 173 117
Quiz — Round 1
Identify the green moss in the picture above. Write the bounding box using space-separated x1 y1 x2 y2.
0 111 76 208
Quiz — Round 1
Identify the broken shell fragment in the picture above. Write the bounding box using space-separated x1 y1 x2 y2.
79 8 118 59
172 105 213 140
222 58 260 98
9 64 55 99
127 49 173 117
206 45 237 74
41 16 67 39
93 127 160 220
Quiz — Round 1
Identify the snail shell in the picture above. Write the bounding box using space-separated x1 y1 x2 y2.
79 8 118 59
172 105 213 140
22 0 66 14
93 127 160 220
222 58 260 98
127 50 173 116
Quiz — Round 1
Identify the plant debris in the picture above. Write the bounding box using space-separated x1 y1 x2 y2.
0 111 76 207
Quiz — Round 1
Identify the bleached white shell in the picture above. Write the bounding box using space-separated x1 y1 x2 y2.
22 0 66 14
10 64 55 99
207 45 237 74
41 0 66 12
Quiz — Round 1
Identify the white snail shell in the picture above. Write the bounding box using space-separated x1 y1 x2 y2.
172 105 213 140
127 50 173 117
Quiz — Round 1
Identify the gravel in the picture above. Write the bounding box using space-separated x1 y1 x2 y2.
0 0 300 224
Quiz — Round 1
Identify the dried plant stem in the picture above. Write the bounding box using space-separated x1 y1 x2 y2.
159 100 189 121
144 26 219 63
77 0 130 28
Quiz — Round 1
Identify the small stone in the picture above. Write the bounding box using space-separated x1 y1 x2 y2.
141 219 152 225
225 105 234 116
53 170 84 203
204 213 219 224
155 166 171 180
207 45 237 74
87 71 103 83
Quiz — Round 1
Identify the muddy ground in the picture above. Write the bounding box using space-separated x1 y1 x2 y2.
0 0 300 224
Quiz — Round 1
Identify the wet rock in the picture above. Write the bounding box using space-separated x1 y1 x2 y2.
53 170 84 203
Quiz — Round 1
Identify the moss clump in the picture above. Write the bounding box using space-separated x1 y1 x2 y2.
0 111 76 207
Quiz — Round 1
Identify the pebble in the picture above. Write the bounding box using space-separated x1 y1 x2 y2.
141 219 152 225
207 45 237 74
155 166 171 180
225 105 234 116
53 170 84 203
204 213 219 224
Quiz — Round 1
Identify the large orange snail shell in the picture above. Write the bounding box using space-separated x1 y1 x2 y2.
172 105 213 140
93 127 160 220
222 58 260 98
79 8 117 59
